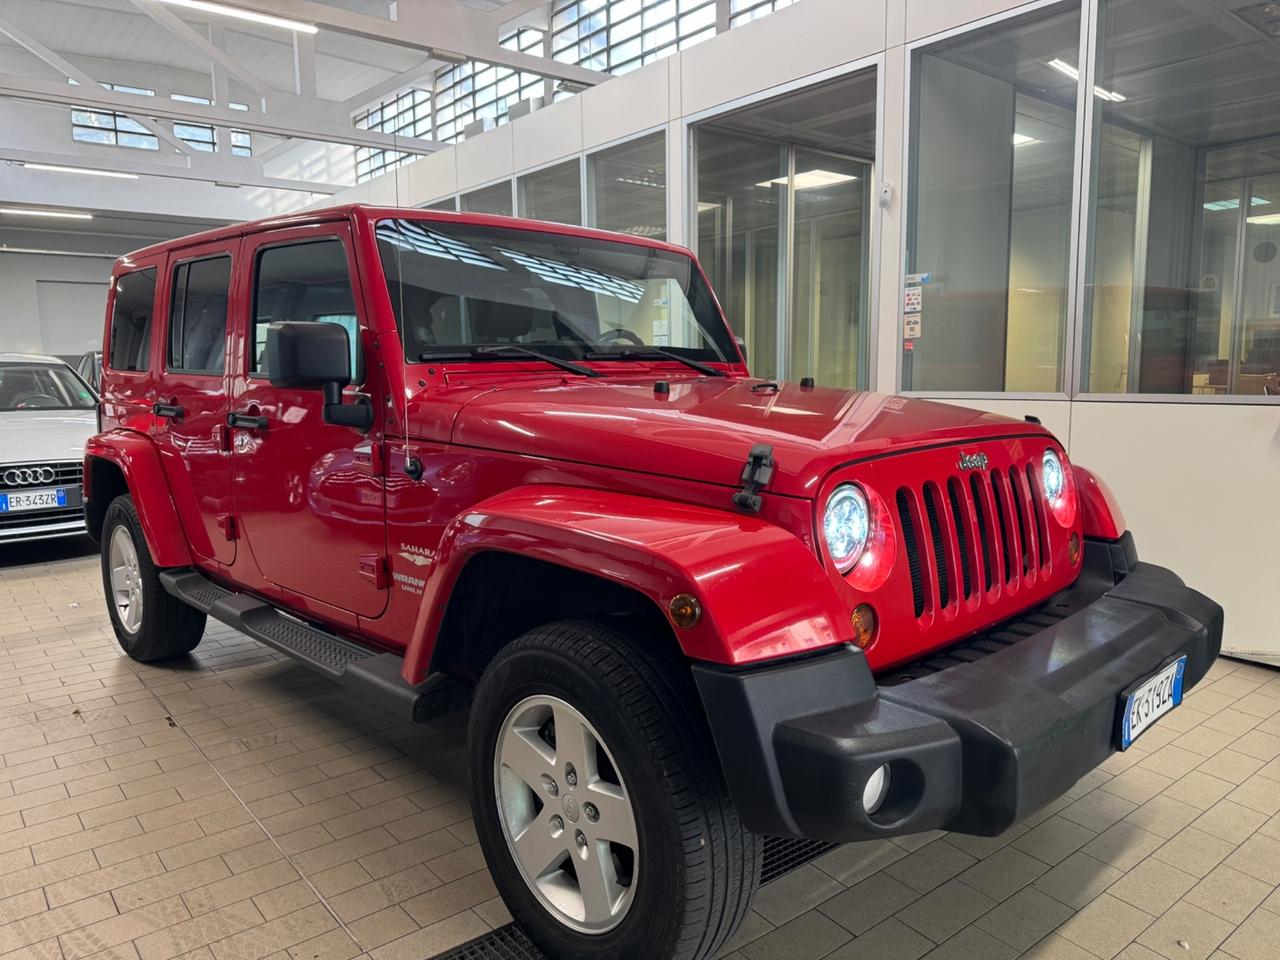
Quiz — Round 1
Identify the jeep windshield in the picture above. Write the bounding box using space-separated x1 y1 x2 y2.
0 361 96 411
375 218 739 369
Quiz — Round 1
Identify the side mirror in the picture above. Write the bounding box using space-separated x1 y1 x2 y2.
266 321 373 432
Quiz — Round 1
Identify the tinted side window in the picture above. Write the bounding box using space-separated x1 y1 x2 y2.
251 238 359 376
108 268 157 372
168 255 231 374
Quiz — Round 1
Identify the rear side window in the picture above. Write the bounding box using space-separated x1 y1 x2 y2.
251 238 359 376
108 268 157 372
168 255 231 374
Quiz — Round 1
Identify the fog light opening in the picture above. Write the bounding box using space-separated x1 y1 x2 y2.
862 763 891 817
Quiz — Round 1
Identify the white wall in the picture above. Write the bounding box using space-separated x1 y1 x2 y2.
321 0 1280 662
0 251 112 358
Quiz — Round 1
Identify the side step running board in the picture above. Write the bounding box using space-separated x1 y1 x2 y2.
159 569 470 723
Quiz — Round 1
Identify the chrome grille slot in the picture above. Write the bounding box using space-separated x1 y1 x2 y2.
946 478 974 600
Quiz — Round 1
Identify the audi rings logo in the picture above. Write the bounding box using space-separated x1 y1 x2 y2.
3 466 56 486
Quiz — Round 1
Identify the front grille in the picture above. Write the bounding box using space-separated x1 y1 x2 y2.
0 461 81 491
0 461 84 535
896 451 1053 620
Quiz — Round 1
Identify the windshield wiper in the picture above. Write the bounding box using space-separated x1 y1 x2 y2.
418 344 602 378
586 347 726 377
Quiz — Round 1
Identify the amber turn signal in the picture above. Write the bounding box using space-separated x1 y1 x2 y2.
669 593 702 629
851 603 878 649
1068 533 1081 566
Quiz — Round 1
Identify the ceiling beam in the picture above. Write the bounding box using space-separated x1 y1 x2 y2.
0 12 194 155
127 0 275 104
0 72 443 154
192 0 605 87
1 146 340 195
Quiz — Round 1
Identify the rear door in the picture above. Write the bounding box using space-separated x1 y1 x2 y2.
153 240 237 565
228 224 388 617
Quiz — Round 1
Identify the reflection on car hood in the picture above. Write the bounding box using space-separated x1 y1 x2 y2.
447 377 1045 498
0 411 97 465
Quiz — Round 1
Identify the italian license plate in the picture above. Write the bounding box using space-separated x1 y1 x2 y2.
0 488 67 513
1119 656 1187 750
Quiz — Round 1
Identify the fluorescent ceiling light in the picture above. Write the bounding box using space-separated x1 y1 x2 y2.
1203 197 1271 211
0 207 93 219
756 170 859 190
1012 133 1039 146
1047 59 1127 102
1247 212 1280 225
697 201 720 212
155 0 318 33
22 162 137 180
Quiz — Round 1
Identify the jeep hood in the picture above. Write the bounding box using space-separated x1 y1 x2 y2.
445 377 1047 499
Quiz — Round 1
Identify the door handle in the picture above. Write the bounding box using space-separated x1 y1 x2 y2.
227 411 269 431
153 402 184 420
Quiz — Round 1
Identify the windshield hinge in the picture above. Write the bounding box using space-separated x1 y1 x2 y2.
731 443 775 514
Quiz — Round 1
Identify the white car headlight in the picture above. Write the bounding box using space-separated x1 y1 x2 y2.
824 484 870 572
1042 449 1065 503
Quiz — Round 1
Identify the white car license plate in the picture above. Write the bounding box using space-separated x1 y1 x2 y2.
0 487 68 512
1119 656 1187 750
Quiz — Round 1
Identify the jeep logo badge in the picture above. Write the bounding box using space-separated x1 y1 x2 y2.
957 452 989 471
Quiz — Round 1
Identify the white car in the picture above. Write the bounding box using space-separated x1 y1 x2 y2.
0 353 98 543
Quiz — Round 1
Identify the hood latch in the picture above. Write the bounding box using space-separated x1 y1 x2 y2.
732 443 775 514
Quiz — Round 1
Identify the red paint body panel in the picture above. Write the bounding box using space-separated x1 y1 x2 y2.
85 432 193 568
399 485 849 683
1075 466 1127 541
95 205 1126 682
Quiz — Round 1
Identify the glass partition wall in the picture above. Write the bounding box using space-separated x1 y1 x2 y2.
693 69 877 388
904 3 1082 392
1081 0 1280 397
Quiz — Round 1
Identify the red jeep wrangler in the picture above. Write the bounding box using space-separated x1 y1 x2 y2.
85 206 1222 960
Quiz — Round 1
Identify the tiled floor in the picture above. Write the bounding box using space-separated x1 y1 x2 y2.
2 539 1279 960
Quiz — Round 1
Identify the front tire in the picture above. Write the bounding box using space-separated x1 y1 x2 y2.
469 619 760 960
101 495 206 661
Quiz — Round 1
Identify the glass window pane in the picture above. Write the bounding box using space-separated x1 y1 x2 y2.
519 160 583 225
168 256 231 374
1083 0 1280 396
588 132 666 239
252 239 357 375
109 269 157 372
460 181 514 216
904 2 1081 392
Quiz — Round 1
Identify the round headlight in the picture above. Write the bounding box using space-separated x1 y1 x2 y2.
1042 449 1065 503
824 484 870 571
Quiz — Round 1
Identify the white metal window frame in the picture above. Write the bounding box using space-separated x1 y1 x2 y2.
681 53 886 391
896 0 1278 405
435 28 545 145
354 87 432 184
550 0 719 77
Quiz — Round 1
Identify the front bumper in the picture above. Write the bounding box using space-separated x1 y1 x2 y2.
693 533 1223 841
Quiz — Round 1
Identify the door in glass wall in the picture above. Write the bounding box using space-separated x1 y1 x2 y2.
587 132 667 239
904 2 1081 392
790 150 869 387
1082 0 1280 396
695 128 785 379
460 181 514 216
518 159 583 225
693 69 877 388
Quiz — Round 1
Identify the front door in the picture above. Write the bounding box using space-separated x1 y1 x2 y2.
153 241 236 565
229 225 388 617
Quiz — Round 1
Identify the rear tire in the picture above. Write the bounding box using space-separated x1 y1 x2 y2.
101 494 205 662
469 619 760 960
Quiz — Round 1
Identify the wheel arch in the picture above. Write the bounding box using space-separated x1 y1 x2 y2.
428 551 678 681
402 484 850 685
85 432 192 567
